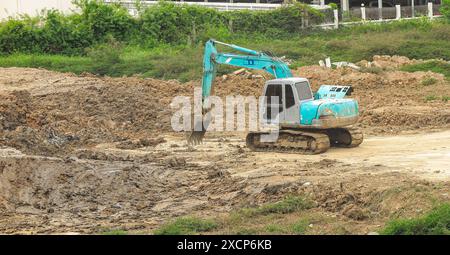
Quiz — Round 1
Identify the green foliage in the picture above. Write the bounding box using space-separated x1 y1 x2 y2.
328 3 338 10
138 1 227 45
291 219 309 234
401 61 450 80
441 0 450 21
227 3 324 36
153 217 217 235
421 76 438 86
0 1 133 54
1 20 449 81
425 95 438 101
75 0 135 41
265 224 288 233
382 203 450 235
442 96 450 102
0 0 323 54
86 36 124 75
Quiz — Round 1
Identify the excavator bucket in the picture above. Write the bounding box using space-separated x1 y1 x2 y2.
187 109 212 145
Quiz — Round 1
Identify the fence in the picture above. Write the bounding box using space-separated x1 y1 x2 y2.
105 0 329 14
107 1 443 29
321 2 442 29
1 0 444 28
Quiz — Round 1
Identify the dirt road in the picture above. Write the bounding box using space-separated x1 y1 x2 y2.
245 130 450 181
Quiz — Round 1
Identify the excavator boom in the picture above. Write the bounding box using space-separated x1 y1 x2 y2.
201 39 292 108
189 39 293 145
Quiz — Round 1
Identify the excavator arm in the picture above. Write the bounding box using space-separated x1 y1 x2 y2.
201 39 293 109
188 39 293 145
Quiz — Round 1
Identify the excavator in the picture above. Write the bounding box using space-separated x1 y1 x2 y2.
188 39 363 154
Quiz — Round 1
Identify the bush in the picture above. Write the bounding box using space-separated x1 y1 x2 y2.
138 1 227 45
227 3 324 35
86 36 123 75
441 0 450 21
0 0 324 54
75 0 136 41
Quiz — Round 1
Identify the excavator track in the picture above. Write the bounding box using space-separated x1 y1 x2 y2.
326 127 363 148
246 130 330 154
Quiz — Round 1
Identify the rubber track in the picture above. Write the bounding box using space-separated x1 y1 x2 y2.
246 130 330 154
336 127 363 148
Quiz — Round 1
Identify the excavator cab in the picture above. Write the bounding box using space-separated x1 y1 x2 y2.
189 39 363 153
262 78 313 125
262 77 359 130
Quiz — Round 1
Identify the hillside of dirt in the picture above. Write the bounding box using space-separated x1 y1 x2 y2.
0 56 449 234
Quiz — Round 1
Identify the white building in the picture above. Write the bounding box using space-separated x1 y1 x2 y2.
0 0 76 19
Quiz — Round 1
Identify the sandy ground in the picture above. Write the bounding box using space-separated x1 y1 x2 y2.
0 56 449 234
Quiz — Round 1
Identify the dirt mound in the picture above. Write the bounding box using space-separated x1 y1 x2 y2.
1 58 449 157
357 55 421 70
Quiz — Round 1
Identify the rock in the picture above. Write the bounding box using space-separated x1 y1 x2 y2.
233 68 246 75
367 231 379 235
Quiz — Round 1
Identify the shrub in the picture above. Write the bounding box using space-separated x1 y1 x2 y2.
138 1 227 45
0 0 325 54
441 0 450 21
0 17 40 53
86 36 123 75
75 0 136 41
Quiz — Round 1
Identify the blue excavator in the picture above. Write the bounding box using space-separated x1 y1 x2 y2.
188 39 363 154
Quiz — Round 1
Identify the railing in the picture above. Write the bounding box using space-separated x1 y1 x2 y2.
106 1 443 29
323 3 442 29
104 0 329 13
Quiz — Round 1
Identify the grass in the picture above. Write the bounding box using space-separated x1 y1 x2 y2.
221 196 315 234
0 20 449 81
401 60 450 80
425 95 438 101
239 196 314 217
153 217 218 235
291 219 310 234
421 76 438 86
381 203 450 235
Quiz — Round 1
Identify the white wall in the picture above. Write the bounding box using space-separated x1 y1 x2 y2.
0 0 77 19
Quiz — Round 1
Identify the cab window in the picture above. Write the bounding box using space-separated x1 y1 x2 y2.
295 82 313 101
285 85 296 108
